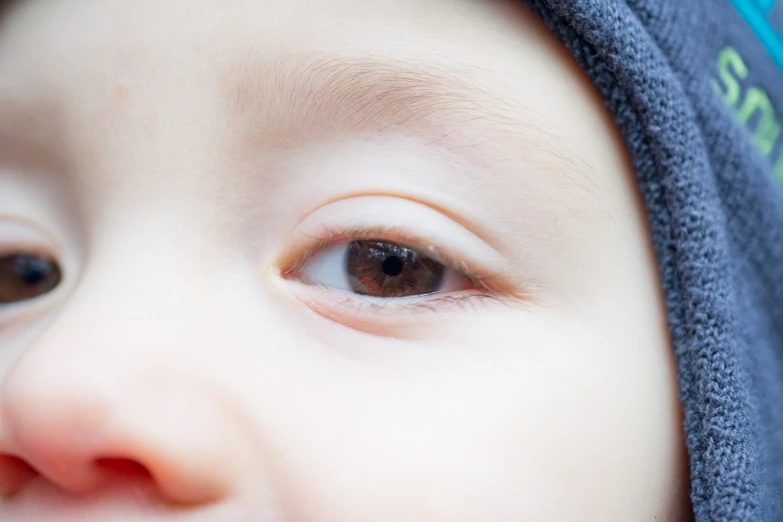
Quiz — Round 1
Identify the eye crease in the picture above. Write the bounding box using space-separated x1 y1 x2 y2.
0 253 62 304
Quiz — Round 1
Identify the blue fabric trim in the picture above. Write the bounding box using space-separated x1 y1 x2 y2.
729 0 783 71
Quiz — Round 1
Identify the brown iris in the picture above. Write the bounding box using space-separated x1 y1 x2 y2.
345 240 445 297
0 254 62 304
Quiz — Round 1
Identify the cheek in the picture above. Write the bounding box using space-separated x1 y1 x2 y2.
227 311 685 522
520 317 685 520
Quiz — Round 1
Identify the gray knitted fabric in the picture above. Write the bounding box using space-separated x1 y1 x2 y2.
523 1 783 520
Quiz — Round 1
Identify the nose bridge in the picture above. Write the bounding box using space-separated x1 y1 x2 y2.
18 233 218 372
0 244 254 503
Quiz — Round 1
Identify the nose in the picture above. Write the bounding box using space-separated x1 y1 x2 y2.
0 313 247 504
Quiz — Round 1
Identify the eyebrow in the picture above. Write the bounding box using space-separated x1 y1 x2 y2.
0 51 595 193
225 52 595 187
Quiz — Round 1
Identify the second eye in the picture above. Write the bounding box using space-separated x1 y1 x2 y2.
296 240 471 298
0 254 62 305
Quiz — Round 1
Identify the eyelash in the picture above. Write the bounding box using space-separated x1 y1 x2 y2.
281 224 505 311
324 291 506 318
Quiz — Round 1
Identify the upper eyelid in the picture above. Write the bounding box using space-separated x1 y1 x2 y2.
296 236 464 279
276 195 515 283
282 225 454 274
0 216 64 258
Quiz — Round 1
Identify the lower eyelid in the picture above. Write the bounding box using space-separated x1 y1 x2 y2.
276 260 524 337
292 280 501 317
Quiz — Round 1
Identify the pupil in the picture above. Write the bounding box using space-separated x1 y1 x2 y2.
18 257 50 286
381 255 404 277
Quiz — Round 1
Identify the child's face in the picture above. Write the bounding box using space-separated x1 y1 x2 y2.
0 0 692 520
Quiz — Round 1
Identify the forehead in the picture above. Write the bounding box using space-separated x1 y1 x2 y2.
0 0 612 240
0 0 566 121
0 0 540 69
0 1 594 170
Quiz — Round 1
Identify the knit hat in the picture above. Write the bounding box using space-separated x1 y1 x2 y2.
523 1 783 520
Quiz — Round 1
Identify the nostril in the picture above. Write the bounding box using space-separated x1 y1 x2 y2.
0 455 39 497
94 457 153 481
0 456 158 499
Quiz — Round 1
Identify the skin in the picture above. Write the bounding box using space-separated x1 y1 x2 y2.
0 0 693 520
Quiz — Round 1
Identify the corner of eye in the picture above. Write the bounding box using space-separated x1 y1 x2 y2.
263 263 289 281
503 283 546 310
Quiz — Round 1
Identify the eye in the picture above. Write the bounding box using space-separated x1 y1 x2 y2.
0 254 62 304
296 239 470 298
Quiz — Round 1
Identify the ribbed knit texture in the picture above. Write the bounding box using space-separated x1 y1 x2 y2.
522 1 783 520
